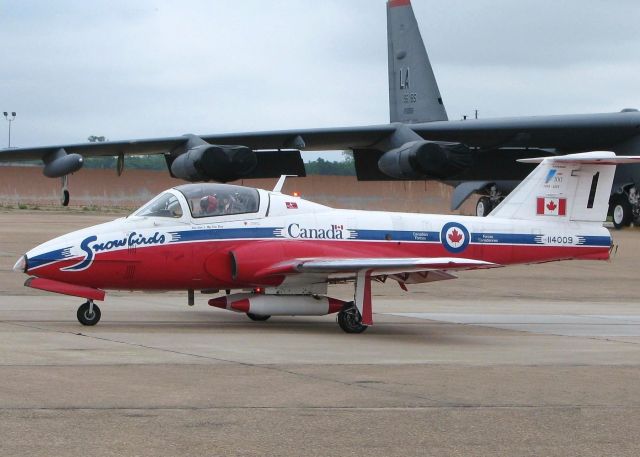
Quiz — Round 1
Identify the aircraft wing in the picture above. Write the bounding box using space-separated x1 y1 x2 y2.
2 112 639 163
412 112 640 150
258 257 498 278
0 125 397 162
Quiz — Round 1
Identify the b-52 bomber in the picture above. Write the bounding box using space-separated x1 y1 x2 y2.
2 0 640 228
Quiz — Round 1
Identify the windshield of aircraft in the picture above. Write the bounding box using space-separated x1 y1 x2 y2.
175 183 260 218
134 193 184 218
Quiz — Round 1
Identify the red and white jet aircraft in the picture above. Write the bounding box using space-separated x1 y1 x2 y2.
13 152 639 333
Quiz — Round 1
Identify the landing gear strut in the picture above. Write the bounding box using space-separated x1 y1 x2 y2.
61 175 70 207
77 300 101 326
337 304 368 334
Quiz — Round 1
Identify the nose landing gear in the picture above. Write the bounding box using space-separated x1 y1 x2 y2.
77 300 101 326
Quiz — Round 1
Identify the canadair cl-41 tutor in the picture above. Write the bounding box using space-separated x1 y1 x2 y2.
14 152 640 333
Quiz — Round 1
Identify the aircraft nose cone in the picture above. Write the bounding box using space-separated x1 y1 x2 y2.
13 255 27 273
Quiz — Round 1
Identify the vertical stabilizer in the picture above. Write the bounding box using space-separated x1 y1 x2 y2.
489 152 640 223
387 0 448 123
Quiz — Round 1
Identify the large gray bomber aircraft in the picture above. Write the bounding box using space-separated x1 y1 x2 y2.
2 0 640 228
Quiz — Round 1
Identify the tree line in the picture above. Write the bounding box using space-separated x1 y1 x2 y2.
83 136 356 175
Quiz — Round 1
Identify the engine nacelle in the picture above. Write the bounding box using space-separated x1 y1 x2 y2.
170 144 257 182
42 148 84 178
209 293 347 316
378 141 471 180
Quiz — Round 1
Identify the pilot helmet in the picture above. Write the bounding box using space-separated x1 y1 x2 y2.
199 195 218 212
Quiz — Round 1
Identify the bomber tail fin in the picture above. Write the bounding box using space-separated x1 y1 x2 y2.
489 152 640 223
387 0 448 123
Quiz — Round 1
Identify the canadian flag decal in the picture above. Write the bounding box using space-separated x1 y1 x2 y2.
537 197 566 216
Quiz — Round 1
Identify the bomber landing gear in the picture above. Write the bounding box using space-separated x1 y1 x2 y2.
611 195 632 229
609 187 639 230
337 304 368 334
475 185 503 217
246 313 271 321
77 300 101 326
476 196 492 217
60 175 70 207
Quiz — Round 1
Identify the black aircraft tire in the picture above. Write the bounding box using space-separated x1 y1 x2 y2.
476 197 492 217
77 302 101 326
247 313 271 321
61 190 70 207
611 196 632 230
337 306 368 334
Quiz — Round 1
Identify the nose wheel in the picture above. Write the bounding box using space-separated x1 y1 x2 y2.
337 304 368 334
77 301 101 326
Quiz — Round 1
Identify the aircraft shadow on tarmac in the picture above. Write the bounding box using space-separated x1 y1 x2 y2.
47 309 472 344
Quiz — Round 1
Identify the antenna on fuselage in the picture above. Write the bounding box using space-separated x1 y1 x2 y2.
273 175 298 193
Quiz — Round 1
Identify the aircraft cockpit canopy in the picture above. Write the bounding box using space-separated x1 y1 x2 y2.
132 183 261 220
134 192 184 218
175 183 260 218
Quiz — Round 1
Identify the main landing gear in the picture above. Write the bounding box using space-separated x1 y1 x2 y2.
246 313 271 321
475 185 504 217
77 300 101 326
337 303 368 334
609 186 640 230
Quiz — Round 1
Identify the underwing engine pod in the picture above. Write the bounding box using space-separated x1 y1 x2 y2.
168 134 257 182
377 140 471 179
42 148 84 206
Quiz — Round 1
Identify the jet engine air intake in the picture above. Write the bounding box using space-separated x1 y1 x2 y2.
378 141 471 180
42 148 84 178
170 143 257 182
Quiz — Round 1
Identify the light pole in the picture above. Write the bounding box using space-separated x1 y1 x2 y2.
3 112 16 148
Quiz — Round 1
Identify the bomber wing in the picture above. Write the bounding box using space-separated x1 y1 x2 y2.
3 112 639 161
412 111 640 150
0 125 396 162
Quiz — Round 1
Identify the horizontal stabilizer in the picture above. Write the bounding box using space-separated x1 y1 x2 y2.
519 151 640 165
492 151 640 222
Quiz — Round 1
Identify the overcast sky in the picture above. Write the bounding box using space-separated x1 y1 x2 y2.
2 0 639 160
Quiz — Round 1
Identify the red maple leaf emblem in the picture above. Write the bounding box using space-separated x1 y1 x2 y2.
448 229 463 244
546 200 557 212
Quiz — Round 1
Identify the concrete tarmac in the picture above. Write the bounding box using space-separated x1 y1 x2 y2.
1 210 640 456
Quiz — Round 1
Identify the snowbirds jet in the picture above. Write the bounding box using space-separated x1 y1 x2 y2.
14 152 640 333
2 1 640 228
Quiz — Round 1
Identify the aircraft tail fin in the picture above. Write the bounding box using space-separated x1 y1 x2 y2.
387 0 448 123
489 152 640 223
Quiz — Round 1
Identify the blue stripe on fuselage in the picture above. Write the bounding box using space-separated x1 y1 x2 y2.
169 227 280 243
168 227 607 247
28 247 73 269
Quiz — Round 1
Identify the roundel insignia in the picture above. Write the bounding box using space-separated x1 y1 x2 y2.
440 222 470 254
